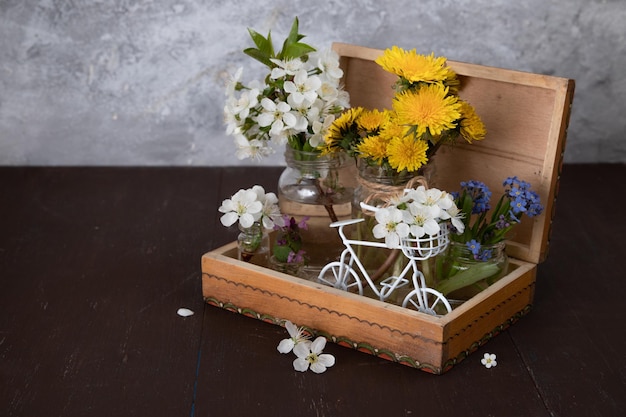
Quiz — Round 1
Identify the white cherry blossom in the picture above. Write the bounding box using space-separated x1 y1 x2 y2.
444 203 466 233
312 48 344 81
253 185 284 229
403 202 441 237
224 66 243 97
218 188 263 228
372 207 410 248
256 98 297 139
269 58 304 79
277 320 311 354
293 336 335 373
284 69 321 106
481 353 497 368
233 135 272 161
310 114 335 148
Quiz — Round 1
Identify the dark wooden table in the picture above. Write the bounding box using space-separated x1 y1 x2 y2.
1 164 625 417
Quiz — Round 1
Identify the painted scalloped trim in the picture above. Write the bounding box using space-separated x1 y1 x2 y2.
203 291 533 374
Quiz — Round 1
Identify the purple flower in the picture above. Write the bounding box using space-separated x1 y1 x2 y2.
495 214 510 230
298 216 310 230
287 250 306 263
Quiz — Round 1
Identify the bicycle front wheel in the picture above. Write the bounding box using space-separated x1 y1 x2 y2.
402 287 452 316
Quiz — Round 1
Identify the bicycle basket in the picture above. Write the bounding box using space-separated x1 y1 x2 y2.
400 224 450 260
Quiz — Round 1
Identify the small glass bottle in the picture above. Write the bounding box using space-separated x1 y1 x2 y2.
237 222 269 266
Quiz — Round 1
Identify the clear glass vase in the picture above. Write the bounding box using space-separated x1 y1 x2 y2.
350 159 431 299
237 222 269 265
434 240 509 301
277 147 356 279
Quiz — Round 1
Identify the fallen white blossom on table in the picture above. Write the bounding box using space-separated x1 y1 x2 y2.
293 336 336 374
277 320 310 354
277 321 335 373
481 353 497 368
177 308 194 317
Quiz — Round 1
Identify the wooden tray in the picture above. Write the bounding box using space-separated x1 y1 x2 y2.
201 43 575 374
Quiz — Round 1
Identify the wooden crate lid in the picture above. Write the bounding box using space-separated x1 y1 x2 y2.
332 42 575 265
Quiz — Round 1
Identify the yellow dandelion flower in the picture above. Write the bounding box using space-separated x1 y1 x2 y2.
323 107 363 152
379 112 408 141
356 135 390 165
375 46 453 85
387 136 429 172
458 100 487 143
393 84 461 137
357 108 389 132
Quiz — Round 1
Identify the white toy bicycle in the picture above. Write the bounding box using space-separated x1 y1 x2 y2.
317 202 452 316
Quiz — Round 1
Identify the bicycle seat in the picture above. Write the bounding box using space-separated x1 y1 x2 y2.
329 218 366 228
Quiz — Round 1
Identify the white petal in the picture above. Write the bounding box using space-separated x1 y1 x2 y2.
282 112 298 128
256 112 275 127
293 342 311 359
317 353 335 368
309 362 327 374
220 212 238 227
177 308 194 317
310 336 327 354
451 217 465 233
396 223 411 238
238 213 255 228
293 357 309 372
372 224 388 240
218 199 235 213
277 339 295 354
423 219 441 236
260 97 276 111
285 320 298 337
385 233 400 248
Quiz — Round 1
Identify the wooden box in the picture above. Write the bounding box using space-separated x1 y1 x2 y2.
201 43 575 374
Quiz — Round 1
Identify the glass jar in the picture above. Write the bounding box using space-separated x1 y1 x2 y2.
268 255 306 278
277 147 356 279
435 240 509 301
237 222 269 266
351 159 426 294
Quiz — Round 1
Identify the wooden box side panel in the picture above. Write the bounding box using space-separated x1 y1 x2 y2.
441 260 536 364
202 247 449 372
333 42 575 263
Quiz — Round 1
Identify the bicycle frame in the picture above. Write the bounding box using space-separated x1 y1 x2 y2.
327 218 423 302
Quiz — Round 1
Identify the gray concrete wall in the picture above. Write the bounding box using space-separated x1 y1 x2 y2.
1 0 624 166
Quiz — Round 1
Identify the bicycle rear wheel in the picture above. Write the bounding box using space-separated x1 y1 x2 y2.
317 262 363 295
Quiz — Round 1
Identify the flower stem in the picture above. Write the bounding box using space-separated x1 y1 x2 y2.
314 179 338 223
435 263 500 296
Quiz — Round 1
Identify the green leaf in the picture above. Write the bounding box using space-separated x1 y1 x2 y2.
282 17 301 53
282 43 316 60
435 263 500 296
273 245 292 263
244 27 275 68
277 17 316 60
247 28 274 56
243 47 273 68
